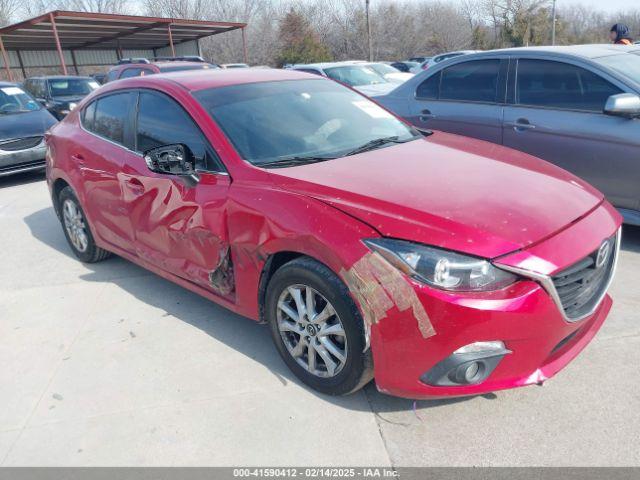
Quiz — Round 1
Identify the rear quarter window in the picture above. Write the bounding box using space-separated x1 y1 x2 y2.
81 101 97 131
90 92 134 146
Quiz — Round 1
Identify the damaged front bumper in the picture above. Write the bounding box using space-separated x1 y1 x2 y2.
362 202 621 400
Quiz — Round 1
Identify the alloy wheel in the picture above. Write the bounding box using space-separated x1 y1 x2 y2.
276 284 348 378
62 198 89 253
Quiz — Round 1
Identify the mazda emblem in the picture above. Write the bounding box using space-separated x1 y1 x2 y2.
595 240 611 269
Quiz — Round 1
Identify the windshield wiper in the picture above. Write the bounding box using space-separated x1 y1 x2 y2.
260 155 337 169
343 136 413 157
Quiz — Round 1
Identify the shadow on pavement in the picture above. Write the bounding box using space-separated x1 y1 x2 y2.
24 206 481 414
0 170 46 189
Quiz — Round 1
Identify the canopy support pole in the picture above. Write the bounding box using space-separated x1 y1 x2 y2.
241 27 248 64
50 13 68 75
168 24 176 56
0 36 13 82
16 50 26 79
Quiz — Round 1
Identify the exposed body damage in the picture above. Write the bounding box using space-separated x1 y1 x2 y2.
208 246 235 295
340 251 435 341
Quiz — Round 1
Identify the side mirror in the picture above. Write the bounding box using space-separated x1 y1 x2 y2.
144 144 197 176
604 93 640 119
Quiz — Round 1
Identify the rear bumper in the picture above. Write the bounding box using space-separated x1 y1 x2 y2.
0 145 46 177
369 202 621 399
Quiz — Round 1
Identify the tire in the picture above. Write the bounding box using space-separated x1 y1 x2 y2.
265 256 373 395
58 186 112 263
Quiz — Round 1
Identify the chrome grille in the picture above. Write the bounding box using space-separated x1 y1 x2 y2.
0 136 43 152
551 233 618 320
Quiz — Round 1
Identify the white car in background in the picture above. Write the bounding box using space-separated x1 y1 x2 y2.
222 63 250 69
421 50 480 70
289 61 396 97
365 62 414 84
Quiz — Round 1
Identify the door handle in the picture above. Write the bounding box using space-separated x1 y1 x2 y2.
125 178 145 195
71 153 85 165
419 109 436 121
506 118 536 131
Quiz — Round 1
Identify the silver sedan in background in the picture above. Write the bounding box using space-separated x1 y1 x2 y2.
378 45 640 225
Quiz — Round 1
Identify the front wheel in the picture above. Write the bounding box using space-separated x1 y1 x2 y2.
265 257 373 395
58 186 111 263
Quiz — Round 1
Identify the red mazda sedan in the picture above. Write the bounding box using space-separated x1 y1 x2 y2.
46 69 621 399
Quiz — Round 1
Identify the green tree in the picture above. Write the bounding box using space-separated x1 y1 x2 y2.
276 8 332 67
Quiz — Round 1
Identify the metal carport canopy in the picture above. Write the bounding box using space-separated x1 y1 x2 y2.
0 10 248 80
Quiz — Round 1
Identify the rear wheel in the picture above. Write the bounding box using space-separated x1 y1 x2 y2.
266 256 373 395
58 186 111 263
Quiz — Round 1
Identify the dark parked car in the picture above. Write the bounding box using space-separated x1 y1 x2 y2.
390 61 420 73
378 45 640 225
23 76 100 120
91 73 107 85
105 60 219 83
0 82 57 177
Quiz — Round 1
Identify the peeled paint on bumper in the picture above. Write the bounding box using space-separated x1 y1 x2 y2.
340 251 435 344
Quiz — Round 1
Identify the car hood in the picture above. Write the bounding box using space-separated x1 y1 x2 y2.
0 108 57 142
353 82 397 97
51 95 86 105
269 132 604 259
384 72 414 84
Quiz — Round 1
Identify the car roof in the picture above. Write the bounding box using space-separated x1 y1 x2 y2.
152 61 211 68
0 81 19 88
489 44 640 59
26 75 94 80
99 68 319 93
291 61 370 70
434 50 479 57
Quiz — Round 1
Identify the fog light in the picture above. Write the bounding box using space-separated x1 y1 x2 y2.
464 362 480 381
420 342 511 387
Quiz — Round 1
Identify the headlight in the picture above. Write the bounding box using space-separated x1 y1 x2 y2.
364 238 518 292
68 103 77 110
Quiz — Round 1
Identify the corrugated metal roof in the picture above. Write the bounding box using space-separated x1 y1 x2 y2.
0 10 245 51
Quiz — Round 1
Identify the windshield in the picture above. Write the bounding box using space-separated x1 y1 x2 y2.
194 79 418 166
159 63 218 73
368 63 401 76
595 53 640 85
49 78 99 98
324 65 388 87
0 86 41 115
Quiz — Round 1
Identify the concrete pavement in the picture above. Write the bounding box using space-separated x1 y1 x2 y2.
1 171 638 466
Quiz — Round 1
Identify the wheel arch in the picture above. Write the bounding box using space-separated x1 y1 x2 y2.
257 250 307 323
51 177 71 219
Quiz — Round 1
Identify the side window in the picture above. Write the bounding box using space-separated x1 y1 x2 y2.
40 80 50 99
106 70 119 83
81 101 97 131
136 91 224 172
297 68 322 75
440 60 500 103
120 68 143 79
29 80 45 99
23 80 33 96
516 59 622 111
416 71 441 99
93 92 132 145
